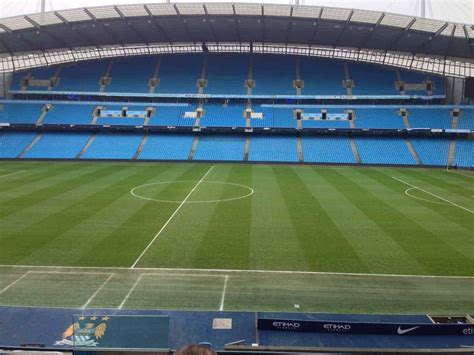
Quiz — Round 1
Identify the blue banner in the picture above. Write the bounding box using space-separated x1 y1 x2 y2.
258 318 474 336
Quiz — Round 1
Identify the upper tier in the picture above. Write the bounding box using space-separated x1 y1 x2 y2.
11 54 444 97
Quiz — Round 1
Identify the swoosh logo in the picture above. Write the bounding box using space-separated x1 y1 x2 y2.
397 326 420 335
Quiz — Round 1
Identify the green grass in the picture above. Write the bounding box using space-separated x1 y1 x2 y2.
0 161 473 313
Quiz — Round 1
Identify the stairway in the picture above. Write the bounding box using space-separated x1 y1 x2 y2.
99 61 113 93
294 57 303 96
243 136 250 161
18 133 43 158
405 139 421 165
188 136 199 160
447 110 460 167
149 57 161 93
447 138 457 167
297 136 304 163
343 63 353 96
36 105 50 125
350 137 361 164
401 111 411 129
133 133 149 160
197 56 208 94
246 56 255 96
76 133 97 159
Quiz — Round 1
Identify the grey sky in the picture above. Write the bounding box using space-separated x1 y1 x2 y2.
0 0 472 23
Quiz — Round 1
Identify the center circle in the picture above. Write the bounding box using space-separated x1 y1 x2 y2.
130 180 254 204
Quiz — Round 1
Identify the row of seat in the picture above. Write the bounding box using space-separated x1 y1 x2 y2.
0 131 471 168
1 103 472 130
11 54 444 96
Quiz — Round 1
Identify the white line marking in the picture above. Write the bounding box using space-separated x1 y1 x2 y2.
81 273 114 309
0 272 29 295
130 180 254 204
392 176 473 214
118 275 143 310
26 270 112 275
219 275 229 311
0 170 25 179
130 165 215 268
1 264 472 279
447 169 474 179
405 188 451 206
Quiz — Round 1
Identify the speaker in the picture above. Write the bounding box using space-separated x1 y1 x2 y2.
465 77 474 99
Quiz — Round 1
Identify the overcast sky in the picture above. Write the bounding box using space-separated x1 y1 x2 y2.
0 0 472 23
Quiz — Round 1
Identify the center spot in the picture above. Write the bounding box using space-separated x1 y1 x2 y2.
130 180 254 204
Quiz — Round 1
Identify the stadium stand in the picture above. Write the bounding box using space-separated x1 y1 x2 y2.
138 134 194 161
356 137 416 165
457 109 474 129
410 138 451 166
194 135 246 161
349 63 397 95
300 58 345 95
0 132 38 158
0 103 44 124
205 55 249 95
155 55 202 94
453 139 473 168
107 57 156 93
252 55 296 95
55 61 108 92
201 105 245 127
355 108 406 129
408 108 453 129
248 136 299 162
148 105 187 126
43 104 95 125
23 132 91 159
81 133 143 160
302 136 356 164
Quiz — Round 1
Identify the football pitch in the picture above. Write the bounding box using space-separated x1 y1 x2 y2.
0 161 473 314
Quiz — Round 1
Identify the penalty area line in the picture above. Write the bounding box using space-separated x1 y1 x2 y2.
219 275 229 311
0 170 25 179
392 176 473 214
130 165 215 269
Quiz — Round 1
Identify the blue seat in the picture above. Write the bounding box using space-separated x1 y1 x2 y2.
23 132 91 159
302 136 355 163
0 132 38 158
81 133 143 160
248 136 299 162
194 135 245 161
138 134 194 160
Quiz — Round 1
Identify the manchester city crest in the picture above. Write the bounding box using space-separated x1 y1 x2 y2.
56 316 109 347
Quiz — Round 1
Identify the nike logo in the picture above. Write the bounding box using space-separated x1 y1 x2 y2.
397 326 420 335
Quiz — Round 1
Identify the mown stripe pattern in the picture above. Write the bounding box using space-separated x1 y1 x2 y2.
0 161 472 278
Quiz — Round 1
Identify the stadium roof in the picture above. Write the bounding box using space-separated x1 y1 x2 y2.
0 2 472 59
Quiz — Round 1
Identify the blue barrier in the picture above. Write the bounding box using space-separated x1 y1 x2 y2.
258 318 474 336
7 90 446 100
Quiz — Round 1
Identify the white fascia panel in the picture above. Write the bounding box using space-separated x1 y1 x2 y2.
57 9 92 23
380 13 413 28
146 4 177 16
350 10 382 24
205 3 234 15
234 3 262 16
28 12 63 26
0 16 35 31
410 18 445 33
292 5 321 19
117 5 149 18
263 4 291 17
175 3 206 15
320 7 351 21
88 6 120 20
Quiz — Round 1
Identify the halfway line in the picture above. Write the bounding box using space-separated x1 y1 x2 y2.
392 176 473 214
130 165 215 268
